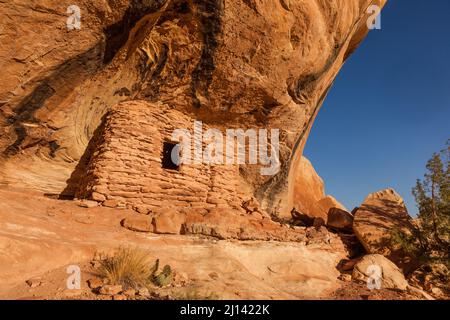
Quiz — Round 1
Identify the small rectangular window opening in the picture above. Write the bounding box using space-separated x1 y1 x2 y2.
162 141 180 170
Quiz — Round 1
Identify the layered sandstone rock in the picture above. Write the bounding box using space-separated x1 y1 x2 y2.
317 195 347 216
292 156 325 215
0 188 349 299
353 189 417 271
292 156 347 220
0 0 387 217
121 215 153 232
153 210 185 234
352 254 409 291
75 100 248 215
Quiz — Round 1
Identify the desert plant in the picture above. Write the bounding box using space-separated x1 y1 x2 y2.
391 140 450 266
150 260 173 287
97 247 154 289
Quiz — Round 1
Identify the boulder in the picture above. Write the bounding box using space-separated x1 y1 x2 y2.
317 196 347 216
291 157 347 220
291 156 326 219
327 208 354 232
352 254 409 291
352 188 417 271
291 208 315 226
121 216 153 233
339 258 360 271
152 210 185 235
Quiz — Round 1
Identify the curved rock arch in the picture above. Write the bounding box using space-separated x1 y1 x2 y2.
0 0 387 217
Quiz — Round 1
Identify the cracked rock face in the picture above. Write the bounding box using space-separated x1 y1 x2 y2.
353 188 418 273
0 0 386 216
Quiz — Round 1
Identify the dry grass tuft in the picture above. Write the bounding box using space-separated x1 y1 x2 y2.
97 247 153 289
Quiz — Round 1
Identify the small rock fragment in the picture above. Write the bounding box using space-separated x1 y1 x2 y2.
136 287 150 297
78 200 99 208
338 274 352 282
92 192 106 202
121 216 153 232
26 278 42 288
99 285 123 295
134 205 151 215
87 278 103 289
103 199 119 208
123 288 136 296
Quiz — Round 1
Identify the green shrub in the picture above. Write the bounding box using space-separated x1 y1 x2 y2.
391 140 450 266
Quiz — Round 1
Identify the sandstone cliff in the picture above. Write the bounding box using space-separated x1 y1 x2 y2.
0 0 386 217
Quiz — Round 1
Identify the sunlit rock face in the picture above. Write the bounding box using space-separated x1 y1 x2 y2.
292 156 347 220
0 0 386 216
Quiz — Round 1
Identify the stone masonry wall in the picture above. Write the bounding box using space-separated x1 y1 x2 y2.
76 100 248 215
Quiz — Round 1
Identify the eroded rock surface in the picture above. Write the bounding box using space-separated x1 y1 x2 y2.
353 189 417 272
0 187 348 299
1 0 386 218
291 156 348 220
352 254 409 291
292 156 326 215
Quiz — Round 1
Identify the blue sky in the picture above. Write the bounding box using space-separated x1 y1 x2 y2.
304 0 450 215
